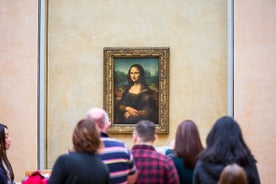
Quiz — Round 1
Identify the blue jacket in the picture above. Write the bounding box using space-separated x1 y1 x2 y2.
0 168 8 184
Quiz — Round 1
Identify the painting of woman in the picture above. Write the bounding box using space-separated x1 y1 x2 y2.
114 64 158 124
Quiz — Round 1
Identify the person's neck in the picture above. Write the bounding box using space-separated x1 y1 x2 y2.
100 131 108 137
133 82 141 86
134 141 153 146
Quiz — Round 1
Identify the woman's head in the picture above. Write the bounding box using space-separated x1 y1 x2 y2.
218 163 248 184
128 64 146 86
173 120 203 168
72 119 101 154
207 116 242 145
0 123 14 181
0 123 11 152
202 116 251 164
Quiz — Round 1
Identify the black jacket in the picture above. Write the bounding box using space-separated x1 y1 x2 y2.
193 157 261 184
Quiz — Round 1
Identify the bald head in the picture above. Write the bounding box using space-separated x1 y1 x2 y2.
86 108 110 131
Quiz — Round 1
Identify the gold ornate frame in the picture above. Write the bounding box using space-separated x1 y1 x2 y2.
103 47 169 134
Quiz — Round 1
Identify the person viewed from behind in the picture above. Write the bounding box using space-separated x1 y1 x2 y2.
218 163 248 184
86 108 137 184
166 120 204 184
131 120 180 184
0 123 14 184
193 116 261 184
48 119 110 184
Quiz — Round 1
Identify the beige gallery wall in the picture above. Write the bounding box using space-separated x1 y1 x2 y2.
234 0 276 183
46 0 228 168
0 0 38 182
0 0 275 183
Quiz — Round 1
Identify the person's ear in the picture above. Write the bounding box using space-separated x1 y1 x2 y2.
104 121 111 131
153 134 158 142
133 133 138 144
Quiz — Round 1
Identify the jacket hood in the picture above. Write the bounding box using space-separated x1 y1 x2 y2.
200 160 225 179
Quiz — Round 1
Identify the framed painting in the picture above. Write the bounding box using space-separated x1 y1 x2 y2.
103 47 169 134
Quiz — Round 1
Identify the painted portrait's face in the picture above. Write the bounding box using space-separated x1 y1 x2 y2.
130 66 140 83
5 128 11 150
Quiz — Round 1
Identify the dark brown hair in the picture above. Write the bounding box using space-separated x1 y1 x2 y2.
72 119 101 154
173 120 203 169
219 163 248 184
0 123 14 181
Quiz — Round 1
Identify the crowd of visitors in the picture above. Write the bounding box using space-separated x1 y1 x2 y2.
4 108 261 184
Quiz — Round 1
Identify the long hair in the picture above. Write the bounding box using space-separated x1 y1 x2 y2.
0 123 14 181
173 120 204 169
127 64 146 87
199 116 253 166
72 119 101 154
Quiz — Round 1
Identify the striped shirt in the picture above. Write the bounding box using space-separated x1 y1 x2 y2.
100 132 137 184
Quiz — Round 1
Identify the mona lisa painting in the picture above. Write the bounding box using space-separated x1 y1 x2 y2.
103 47 169 134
